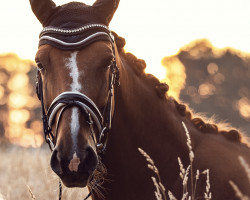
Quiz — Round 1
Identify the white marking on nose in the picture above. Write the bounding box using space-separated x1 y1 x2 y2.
68 152 81 172
71 107 80 145
65 51 82 147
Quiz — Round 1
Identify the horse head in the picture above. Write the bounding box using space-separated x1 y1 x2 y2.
30 0 120 188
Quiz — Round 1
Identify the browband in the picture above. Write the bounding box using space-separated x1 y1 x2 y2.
39 23 114 50
40 24 111 36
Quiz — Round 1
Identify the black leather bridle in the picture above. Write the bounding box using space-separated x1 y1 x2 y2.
36 24 120 153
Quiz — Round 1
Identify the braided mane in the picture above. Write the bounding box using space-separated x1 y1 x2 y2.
112 31 243 143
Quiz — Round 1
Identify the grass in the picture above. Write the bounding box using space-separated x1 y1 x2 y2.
139 121 212 200
139 121 250 200
1 120 250 200
0 146 90 200
229 156 250 200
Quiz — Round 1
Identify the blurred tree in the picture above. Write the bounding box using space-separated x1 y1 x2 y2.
162 39 250 135
0 54 42 147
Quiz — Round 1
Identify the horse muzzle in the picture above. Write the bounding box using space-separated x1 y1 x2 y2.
50 145 98 187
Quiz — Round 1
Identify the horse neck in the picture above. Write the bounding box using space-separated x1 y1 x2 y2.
101 54 194 196
111 55 190 159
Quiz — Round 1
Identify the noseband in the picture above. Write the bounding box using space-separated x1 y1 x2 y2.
36 24 120 153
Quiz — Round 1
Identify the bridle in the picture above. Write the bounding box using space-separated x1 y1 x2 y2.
36 23 119 153
35 24 120 199
36 23 119 199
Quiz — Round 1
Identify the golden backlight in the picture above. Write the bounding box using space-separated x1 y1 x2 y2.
1 0 250 147
1 0 248 98
0 54 43 147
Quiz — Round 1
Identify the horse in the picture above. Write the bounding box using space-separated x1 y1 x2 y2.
29 0 250 199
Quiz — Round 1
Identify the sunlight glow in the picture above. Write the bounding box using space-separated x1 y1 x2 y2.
9 93 29 109
5 125 43 148
1 0 250 75
199 83 216 97
0 55 42 148
207 63 219 75
0 86 4 100
9 109 30 124
237 97 250 121
8 74 29 91
161 56 186 99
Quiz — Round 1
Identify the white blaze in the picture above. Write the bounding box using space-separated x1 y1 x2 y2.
65 52 81 147
66 51 82 92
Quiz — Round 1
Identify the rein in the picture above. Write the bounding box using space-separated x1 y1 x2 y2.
36 23 119 199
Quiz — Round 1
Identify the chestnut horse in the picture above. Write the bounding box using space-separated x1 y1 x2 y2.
29 0 250 199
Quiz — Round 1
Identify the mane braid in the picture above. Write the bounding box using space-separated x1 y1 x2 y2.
174 100 243 143
112 32 244 144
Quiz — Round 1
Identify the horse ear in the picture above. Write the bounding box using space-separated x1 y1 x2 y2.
93 0 120 25
29 0 57 25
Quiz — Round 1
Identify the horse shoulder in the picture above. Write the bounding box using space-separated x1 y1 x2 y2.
193 134 250 198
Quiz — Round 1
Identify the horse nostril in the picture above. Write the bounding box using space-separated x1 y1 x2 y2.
84 146 98 174
50 146 98 181
50 149 62 175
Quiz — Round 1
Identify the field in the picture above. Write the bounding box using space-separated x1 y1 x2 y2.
1 141 250 200
0 146 90 200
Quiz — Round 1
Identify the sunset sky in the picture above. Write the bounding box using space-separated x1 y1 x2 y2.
1 0 250 78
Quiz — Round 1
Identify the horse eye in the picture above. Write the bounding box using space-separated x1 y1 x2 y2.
36 61 44 70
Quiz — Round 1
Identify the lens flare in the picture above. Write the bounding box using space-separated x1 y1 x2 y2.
237 97 250 121
9 109 30 124
7 73 29 91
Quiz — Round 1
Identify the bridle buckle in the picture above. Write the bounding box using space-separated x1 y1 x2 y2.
97 127 109 153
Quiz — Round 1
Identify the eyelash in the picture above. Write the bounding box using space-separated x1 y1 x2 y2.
36 61 44 70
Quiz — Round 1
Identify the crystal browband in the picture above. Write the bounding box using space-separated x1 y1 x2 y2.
39 32 113 47
38 23 114 50
40 23 111 37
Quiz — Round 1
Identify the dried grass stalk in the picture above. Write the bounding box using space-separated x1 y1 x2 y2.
139 121 213 200
138 148 167 200
229 181 250 200
239 156 250 182
27 185 36 200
